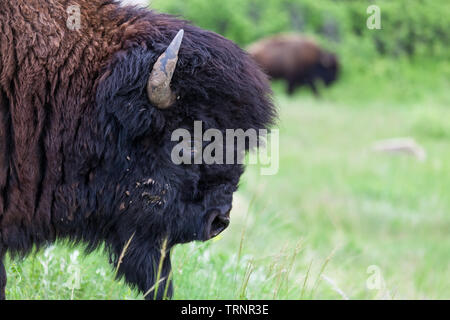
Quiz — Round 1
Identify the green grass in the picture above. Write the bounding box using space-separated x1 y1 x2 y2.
5 61 450 300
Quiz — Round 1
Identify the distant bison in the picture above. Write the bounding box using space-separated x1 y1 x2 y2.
248 34 340 95
0 0 275 299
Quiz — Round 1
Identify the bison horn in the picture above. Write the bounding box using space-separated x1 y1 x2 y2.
147 29 184 109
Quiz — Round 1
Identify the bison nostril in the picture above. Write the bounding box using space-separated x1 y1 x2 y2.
211 214 229 235
204 211 230 240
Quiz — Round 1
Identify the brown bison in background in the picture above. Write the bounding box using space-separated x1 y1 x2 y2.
248 34 340 96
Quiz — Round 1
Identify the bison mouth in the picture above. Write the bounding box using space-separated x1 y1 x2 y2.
204 209 230 240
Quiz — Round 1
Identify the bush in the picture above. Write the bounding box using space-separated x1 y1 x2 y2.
151 0 450 60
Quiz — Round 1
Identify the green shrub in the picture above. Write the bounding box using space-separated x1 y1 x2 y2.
151 0 450 60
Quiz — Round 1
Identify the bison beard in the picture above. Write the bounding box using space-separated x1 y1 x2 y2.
0 0 275 299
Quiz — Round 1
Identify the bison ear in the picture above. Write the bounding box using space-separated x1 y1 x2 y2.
147 29 184 109
96 47 167 141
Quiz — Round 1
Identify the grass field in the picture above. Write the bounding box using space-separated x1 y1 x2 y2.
5 60 450 300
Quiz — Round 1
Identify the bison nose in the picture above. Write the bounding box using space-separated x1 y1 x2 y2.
204 205 231 240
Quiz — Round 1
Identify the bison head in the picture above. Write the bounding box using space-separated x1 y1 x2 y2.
318 52 340 87
54 21 276 298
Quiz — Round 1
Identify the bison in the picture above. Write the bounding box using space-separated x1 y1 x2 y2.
0 0 275 299
247 34 340 96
